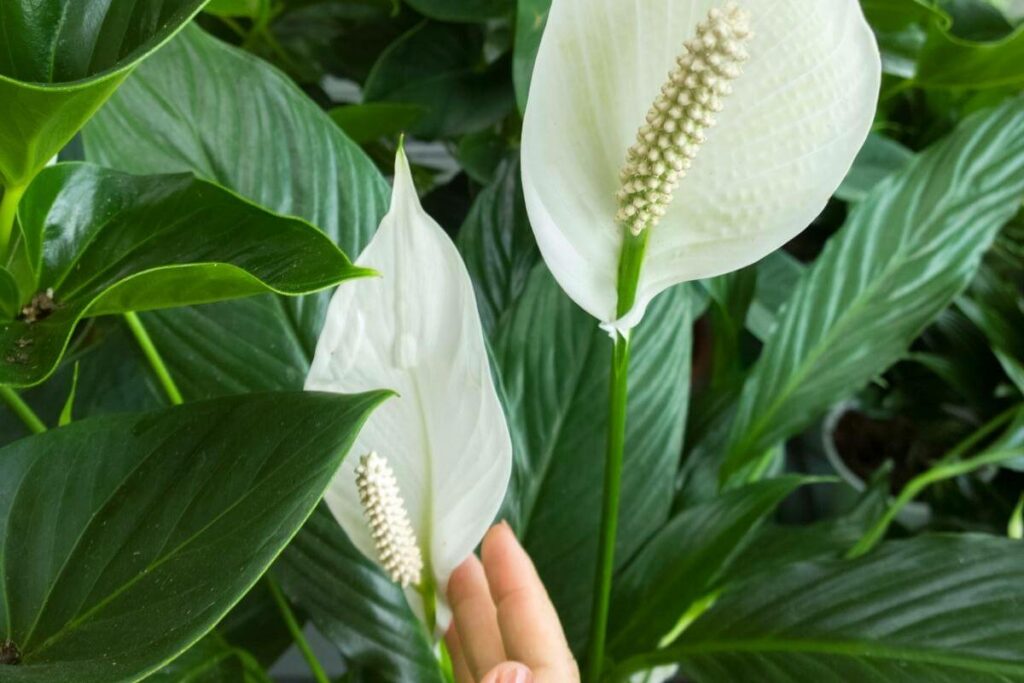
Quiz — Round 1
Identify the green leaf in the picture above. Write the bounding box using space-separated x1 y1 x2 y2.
627 535 1024 683
328 102 427 144
363 22 515 138
205 0 265 17
0 390 389 682
0 0 207 187
835 133 916 203
609 477 813 659
745 251 805 343
82 25 390 392
457 157 539 336
0 267 20 319
0 163 367 388
960 267 1024 395
404 0 512 22
276 507 442 682
917 15 1024 88
146 634 270 682
494 266 694 653
720 97 1024 484
513 0 551 112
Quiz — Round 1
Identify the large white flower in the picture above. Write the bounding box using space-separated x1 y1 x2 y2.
306 148 512 627
522 0 880 332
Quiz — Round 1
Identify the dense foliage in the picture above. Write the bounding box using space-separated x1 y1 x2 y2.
1 0 1023 681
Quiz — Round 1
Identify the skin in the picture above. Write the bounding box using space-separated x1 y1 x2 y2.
446 522 580 683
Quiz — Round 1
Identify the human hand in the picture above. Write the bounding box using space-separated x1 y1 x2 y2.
446 522 580 683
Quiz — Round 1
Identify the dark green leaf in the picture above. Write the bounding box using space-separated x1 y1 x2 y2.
83 25 390 391
363 22 515 138
721 97 1024 484
0 163 367 387
328 102 427 144
609 477 813 659
0 0 206 186
276 507 442 682
404 0 512 22
457 158 539 336
494 266 693 653
146 634 270 682
634 535 1024 683
0 390 389 682
513 0 551 111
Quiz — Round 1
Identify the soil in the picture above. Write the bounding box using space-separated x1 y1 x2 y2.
19 288 56 323
832 411 945 491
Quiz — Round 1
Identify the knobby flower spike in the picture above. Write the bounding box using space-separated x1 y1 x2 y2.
522 1 880 680
307 147 512 633
523 0 881 334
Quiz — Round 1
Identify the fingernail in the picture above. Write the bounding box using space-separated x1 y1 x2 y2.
502 663 532 683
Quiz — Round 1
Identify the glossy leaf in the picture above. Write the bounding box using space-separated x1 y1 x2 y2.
83 25 390 389
0 0 206 187
721 97 1024 483
457 157 539 336
363 22 515 138
0 163 367 387
835 133 916 203
0 390 388 682
493 266 694 653
276 507 442 682
639 535 1024 683
609 477 812 659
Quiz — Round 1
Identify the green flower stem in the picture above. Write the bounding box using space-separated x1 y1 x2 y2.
265 573 331 683
0 184 27 262
849 445 1024 559
587 229 648 683
0 385 47 434
416 575 439 638
124 311 184 406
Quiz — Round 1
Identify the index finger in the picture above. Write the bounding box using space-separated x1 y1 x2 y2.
480 522 579 682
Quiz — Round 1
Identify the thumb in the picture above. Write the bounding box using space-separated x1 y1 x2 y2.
481 662 534 683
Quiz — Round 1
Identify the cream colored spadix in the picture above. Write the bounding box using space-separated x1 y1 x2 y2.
307 148 512 627
523 0 881 332
355 451 424 588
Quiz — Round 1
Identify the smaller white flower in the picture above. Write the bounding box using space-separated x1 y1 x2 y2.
307 147 512 629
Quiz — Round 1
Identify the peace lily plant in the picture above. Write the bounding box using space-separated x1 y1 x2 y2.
522 0 880 677
307 147 513 634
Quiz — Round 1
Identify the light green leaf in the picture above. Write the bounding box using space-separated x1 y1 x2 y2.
835 133 916 203
721 97 1024 484
276 507 442 682
0 163 367 388
494 266 694 653
0 0 207 187
609 477 813 659
0 390 388 682
622 535 1024 683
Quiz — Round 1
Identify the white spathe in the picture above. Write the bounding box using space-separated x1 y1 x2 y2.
306 148 512 627
522 0 881 332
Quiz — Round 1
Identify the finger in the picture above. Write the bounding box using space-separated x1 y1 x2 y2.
481 522 579 682
445 625 475 683
481 662 534 683
447 553 507 678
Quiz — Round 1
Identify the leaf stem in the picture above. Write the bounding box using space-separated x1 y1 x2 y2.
586 332 631 683
848 445 1024 559
124 311 184 406
265 574 330 683
0 385 46 434
0 184 27 262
